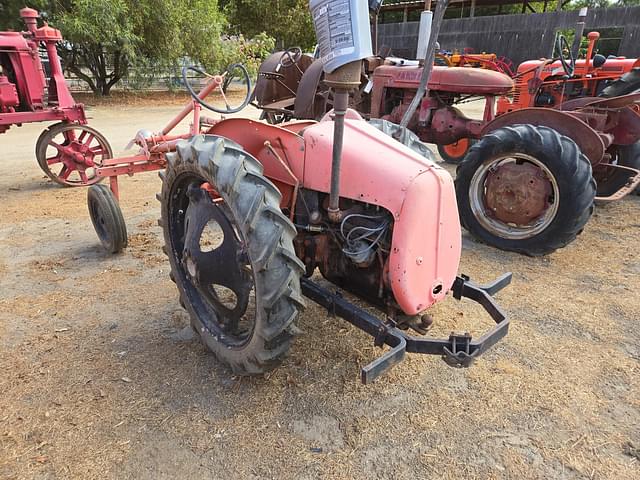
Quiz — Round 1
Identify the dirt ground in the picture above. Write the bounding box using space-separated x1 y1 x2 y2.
0 96 639 480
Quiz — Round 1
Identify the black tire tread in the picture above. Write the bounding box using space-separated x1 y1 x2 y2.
455 124 596 256
87 184 128 253
160 134 305 375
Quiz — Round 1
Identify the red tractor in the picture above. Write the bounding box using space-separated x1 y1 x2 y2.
254 26 640 256
84 0 511 383
0 8 111 186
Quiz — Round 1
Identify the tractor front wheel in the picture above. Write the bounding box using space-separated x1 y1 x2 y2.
455 125 596 256
159 135 305 375
437 138 475 164
87 184 128 253
36 122 113 187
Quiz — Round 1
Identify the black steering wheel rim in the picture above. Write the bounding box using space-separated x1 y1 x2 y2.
279 47 302 67
556 34 575 78
181 64 252 114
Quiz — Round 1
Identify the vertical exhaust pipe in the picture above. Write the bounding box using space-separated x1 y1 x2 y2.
400 0 450 128
571 7 588 60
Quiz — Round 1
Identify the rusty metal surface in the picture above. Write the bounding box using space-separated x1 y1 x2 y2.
558 96 601 111
419 106 485 144
484 162 552 226
253 51 313 108
602 106 640 145
293 59 326 119
371 65 514 95
485 108 605 164
580 92 640 109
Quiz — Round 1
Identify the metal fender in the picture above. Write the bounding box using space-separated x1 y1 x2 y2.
293 59 325 119
205 118 305 207
302 112 461 315
484 108 605 164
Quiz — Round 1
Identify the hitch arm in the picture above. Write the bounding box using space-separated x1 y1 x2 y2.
301 273 512 384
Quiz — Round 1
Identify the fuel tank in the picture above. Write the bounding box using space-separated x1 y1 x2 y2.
302 110 462 315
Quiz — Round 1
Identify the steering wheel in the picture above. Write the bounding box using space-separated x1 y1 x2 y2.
279 47 303 68
556 35 575 78
182 64 251 114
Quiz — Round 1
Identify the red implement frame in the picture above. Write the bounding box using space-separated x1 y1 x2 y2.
96 75 227 199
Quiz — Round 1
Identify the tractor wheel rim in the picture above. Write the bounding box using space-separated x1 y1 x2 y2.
469 153 560 240
443 138 469 158
168 177 256 347
44 126 109 185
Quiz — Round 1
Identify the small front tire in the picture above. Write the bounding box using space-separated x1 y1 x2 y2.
87 184 128 253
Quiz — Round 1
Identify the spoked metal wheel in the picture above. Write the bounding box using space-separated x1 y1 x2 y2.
468 154 560 241
160 135 304 375
36 122 112 187
456 124 595 256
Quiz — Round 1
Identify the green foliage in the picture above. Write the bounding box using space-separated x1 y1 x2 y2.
0 1 53 31
215 32 276 77
0 0 274 95
221 0 316 50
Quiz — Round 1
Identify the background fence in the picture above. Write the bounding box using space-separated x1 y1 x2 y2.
377 6 640 65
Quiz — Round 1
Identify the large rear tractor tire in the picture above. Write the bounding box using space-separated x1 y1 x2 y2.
437 138 476 164
594 142 640 197
600 68 640 98
159 135 305 375
455 125 596 256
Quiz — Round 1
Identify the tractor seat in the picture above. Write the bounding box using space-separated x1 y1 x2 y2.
428 67 514 95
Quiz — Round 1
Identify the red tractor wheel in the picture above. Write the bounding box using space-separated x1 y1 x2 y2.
437 138 475 164
36 122 113 187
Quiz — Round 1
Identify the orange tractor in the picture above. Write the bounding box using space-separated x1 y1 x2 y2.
438 31 640 164
435 50 514 77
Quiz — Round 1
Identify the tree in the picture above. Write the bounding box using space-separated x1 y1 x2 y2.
57 0 229 95
1 0 228 96
221 0 316 50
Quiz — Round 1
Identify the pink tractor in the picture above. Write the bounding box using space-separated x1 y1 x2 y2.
0 8 111 186
83 0 512 383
